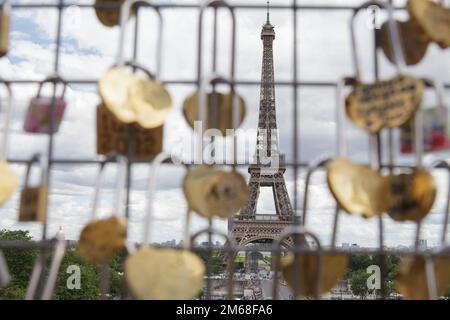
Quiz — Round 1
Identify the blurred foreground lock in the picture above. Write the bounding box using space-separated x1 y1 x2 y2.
18 155 48 222
0 1 10 57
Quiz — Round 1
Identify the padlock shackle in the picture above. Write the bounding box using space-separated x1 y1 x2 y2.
22 153 48 189
413 78 447 167
25 231 66 300
335 77 357 158
429 159 450 245
198 74 241 136
197 0 236 87
190 225 236 299
0 79 12 161
301 157 344 248
117 0 163 78
41 231 66 300
111 60 156 80
271 226 322 300
90 154 127 221
0 250 10 288
350 1 406 81
143 152 183 246
36 75 67 99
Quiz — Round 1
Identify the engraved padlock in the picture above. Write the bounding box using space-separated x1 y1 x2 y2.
24 77 67 134
0 1 10 58
18 154 48 222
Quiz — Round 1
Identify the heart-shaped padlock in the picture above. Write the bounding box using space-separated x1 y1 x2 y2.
408 0 450 49
183 165 249 219
346 1 424 134
379 17 429 66
125 152 205 300
77 156 128 263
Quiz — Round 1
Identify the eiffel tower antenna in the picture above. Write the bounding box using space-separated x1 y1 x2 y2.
266 1 270 23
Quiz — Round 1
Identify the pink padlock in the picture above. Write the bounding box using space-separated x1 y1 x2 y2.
24 76 67 134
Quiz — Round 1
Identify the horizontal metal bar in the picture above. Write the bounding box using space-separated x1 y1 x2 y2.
4 79 450 89
4 158 430 170
1 239 449 259
8 3 407 11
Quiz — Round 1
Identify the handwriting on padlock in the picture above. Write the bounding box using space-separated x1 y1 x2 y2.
183 166 249 219
345 75 424 134
408 0 450 49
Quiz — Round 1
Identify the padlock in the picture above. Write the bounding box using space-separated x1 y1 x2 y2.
18 154 48 222
95 0 135 28
401 79 450 154
183 1 246 136
125 152 205 300
0 80 17 205
96 103 163 160
77 155 127 263
0 1 10 58
24 77 67 134
346 1 424 134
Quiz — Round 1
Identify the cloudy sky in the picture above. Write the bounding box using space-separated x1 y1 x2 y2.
0 0 449 249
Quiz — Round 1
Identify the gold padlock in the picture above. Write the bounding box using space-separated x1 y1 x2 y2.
18 154 48 222
0 1 10 58
96 104 163 161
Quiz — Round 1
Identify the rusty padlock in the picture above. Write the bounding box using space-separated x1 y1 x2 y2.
18 154 48 222
0 1 10 58
24 77 67 134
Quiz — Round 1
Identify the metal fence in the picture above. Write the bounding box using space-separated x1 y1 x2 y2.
0 0 450 300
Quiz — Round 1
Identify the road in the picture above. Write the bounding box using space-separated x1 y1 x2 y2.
260 279 293 300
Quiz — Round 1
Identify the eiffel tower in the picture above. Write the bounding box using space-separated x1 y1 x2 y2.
230 3 295 247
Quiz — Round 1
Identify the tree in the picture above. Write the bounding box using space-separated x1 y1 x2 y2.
0 229 38 299
0 229 124 300
351 270 370 299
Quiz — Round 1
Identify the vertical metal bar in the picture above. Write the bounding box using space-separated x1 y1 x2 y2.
292 0 299 218
206 218 213 300
372 5 386 300
32 0 65 301
291 0 301 301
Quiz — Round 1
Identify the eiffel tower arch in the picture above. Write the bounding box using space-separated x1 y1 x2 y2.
230 4 296 249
